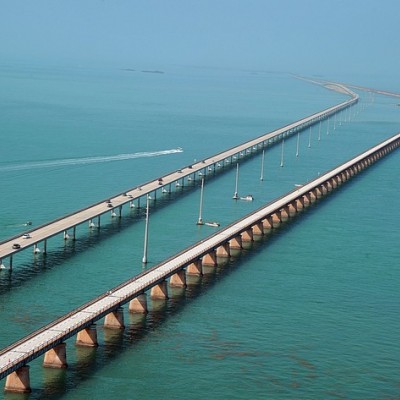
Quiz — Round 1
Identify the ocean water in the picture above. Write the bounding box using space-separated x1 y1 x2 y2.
0 64 399 399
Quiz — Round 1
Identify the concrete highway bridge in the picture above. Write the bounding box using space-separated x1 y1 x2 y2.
0 84 358 270
1 131 398 393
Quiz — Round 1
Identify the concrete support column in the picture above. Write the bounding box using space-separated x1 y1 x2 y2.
320 184 327 196
271 212 281 227
308 191 317 202
303 194 311 207
43 239 47 255
295 198 303 211
129 294 148 313
202 250 217 266
262 216 273 230
280 207 289 221
314 187 323 198
252 222 264 235
170 270 187 287
43 343 68 368
241 228 254 242
229 235 242 250
186 260 202 276
216 243 230 257
76 324 98 347
288 202 297 215
150 281 168 299
4 366 31 393
104 307 125 329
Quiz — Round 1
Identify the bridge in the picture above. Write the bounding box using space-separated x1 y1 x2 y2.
0 84 358 270
1 131 398 393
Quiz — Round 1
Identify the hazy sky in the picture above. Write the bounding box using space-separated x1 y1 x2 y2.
1 0 399 80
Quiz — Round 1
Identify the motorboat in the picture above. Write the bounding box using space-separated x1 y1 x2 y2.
205 222 220 227
240 195 254 201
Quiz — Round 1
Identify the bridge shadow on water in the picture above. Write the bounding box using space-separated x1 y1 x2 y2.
15 193 341 400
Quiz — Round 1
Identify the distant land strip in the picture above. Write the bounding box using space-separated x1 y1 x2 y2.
293 74 400 99
339 83 400 98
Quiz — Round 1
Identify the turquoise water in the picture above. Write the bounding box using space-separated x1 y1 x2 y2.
0 64 399 399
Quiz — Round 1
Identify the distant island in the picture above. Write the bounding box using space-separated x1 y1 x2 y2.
141 70 164 74
121 69 164 74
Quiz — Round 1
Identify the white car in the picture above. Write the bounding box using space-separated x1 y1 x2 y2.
22 233 31 239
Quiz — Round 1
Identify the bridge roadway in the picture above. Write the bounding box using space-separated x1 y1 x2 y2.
1 131 398 388
0 84 358 267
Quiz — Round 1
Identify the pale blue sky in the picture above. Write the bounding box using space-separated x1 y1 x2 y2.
1 0 399 82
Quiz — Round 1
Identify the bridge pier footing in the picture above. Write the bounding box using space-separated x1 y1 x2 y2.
170 270 186 287
202 250 217 267
129 294 148 313
241 228 254 242
216 243 230 258
229 235 242 250
186 260 203 276
76 324 98 347
104 307 125 329
252 222 264 236
43 343 68 368
150 281 169 299
4 366 31 393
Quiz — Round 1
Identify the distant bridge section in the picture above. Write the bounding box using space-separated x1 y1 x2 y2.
0 84 358 269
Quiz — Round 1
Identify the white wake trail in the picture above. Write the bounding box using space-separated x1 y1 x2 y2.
0 148 183 172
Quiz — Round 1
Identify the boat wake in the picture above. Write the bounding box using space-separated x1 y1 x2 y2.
0 148 183 172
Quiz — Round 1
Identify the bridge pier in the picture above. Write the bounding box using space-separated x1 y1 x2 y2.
287 203 297 216
43 343 68 368
202 250 217 267
280 207 289 221
252 222 264 236
129 294 148 313
308 191 317 202
295 198 304 210
216 243 230 257
302 194 310 207
170 270 187 287
104 307 125 329
150 281 169 299
229 235 242 250
271 212 281 228
241 228 254 242
4 366 31 393
262 216 273 230
76 324 98 347
186 260 203 276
